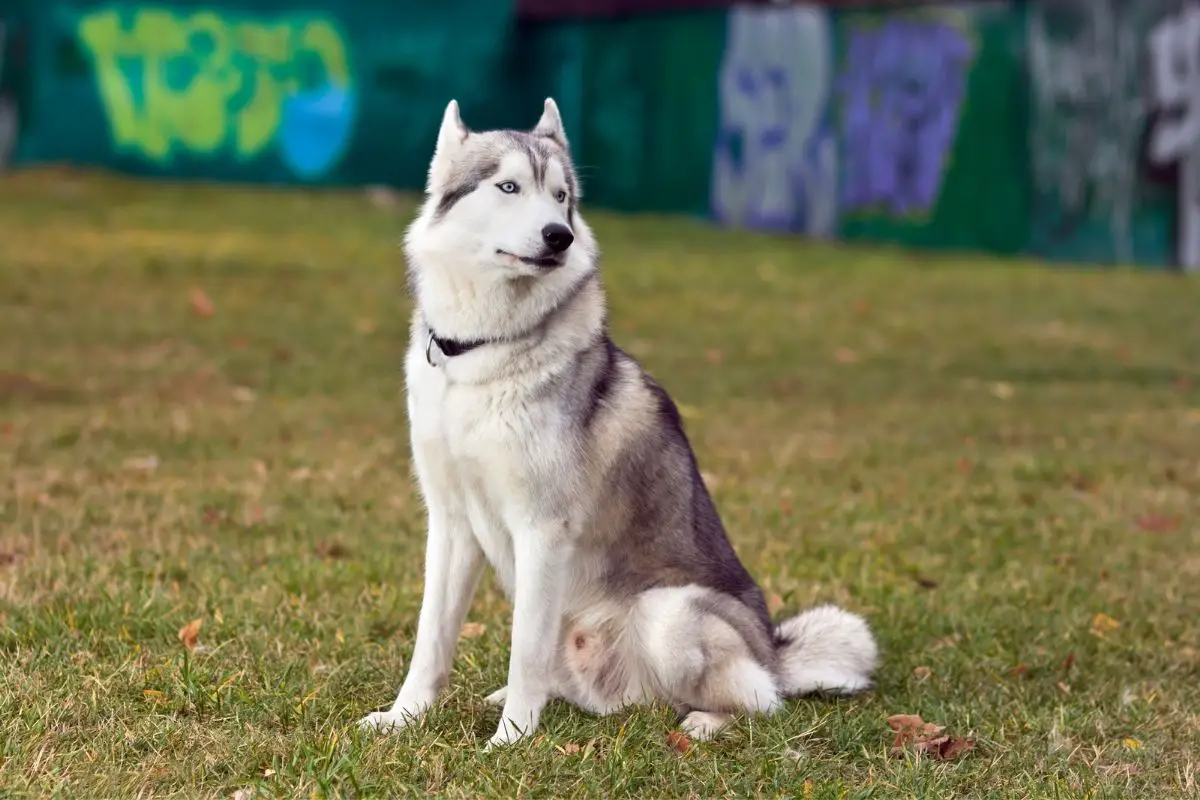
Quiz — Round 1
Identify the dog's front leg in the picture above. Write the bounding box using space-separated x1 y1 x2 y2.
488 527 572 748
359 503 484 733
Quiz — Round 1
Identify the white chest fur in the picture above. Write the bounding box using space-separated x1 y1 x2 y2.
404 342 581 598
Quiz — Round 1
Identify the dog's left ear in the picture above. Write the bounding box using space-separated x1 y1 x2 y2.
533 97 568 150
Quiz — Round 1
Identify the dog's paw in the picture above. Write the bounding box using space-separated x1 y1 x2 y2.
680 710 732 741
484 686 508 706
357 709 421 734
484 722 529 751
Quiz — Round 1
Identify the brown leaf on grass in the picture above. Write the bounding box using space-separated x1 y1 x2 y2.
766 592 785 615
887 714 975 761
666 731 693 754
912 666 932 680
1056 681 1072 695
1135 514 1181 532
853 299 871 316
704 349 724 365
460 622 487 639
834 347 860 364
1091 612 1121 637
1 421 12 438
938 738 976 760
314 540 350 560
1010 663 1030 678
1061 652 1076 674
188 287 215 317
955 457 973 474
178 618 203 651
559 742 582 755
913 575 938 590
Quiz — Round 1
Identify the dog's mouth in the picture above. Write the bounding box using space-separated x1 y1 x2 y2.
498 250 564 269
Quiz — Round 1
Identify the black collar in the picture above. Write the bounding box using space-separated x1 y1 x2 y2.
425 326 491 365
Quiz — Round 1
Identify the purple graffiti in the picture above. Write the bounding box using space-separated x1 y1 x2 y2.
838 17 972 216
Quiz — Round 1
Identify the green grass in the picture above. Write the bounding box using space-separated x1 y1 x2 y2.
1 166 1199 799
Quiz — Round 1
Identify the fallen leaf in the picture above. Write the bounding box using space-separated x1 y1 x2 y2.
912 666 932 680
1 421 12 438
931 634 961 650
1011 663 1029 678
231 386 257 404
1091 612 1121 636
989 382 1015 399
666 731 693 754
834 347 860 364
460 622 487 639
938 737 976 760
143 688 167 704
955 457 973 474
1067 472 1096 493
559 742 581 755
1056 681 1072 695
315 540 350 560
887 714 975 761
766 592 785 615
704 349 724 365
914 575 938 590
189 287 215 317
1061 652 1076 674
1123 737 1143 750
1135 514 1180 532
852 299 870 316
178 618 203 651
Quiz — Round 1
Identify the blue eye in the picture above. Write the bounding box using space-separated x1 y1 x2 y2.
555 190 567 203
497 181 519 194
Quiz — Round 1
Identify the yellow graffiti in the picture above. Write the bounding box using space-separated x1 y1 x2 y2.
77 7 351 162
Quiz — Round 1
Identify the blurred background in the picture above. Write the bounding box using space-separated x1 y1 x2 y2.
1 0 1196 272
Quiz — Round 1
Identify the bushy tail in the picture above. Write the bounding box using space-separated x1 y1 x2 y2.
774 604 879 697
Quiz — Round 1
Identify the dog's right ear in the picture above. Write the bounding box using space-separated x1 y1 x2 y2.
428 99 469 191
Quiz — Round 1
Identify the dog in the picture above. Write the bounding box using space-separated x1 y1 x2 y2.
358 98 878 748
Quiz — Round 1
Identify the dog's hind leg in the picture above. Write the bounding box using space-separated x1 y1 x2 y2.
631 586 785 740
359 499 484 734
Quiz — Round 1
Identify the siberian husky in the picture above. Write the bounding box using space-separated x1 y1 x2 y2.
358 99 878 748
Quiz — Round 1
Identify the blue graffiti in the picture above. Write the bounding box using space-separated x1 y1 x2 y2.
837 17 972 216
711 7 839 237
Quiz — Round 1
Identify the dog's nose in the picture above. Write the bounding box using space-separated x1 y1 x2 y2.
541 223 574 253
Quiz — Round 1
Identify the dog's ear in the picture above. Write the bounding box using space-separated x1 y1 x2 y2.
428 99 469 191
532 97 568 150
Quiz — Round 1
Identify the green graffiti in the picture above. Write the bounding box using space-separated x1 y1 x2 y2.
77 6 352 166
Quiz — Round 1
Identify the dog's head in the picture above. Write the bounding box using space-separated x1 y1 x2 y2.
407 98 595 279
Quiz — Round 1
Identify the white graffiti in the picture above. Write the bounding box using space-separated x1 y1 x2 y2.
0 20 13 172
711 5 837 236
1148 5 1200 272
1027 0 1145 264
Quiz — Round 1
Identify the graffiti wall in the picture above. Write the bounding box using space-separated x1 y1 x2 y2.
14 0 517 189
8 0 1200 271
711 2 1029 254
77 7 355 179
1026 0 1179 269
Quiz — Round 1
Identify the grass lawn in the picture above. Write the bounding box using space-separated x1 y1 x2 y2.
1 167 1199 799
